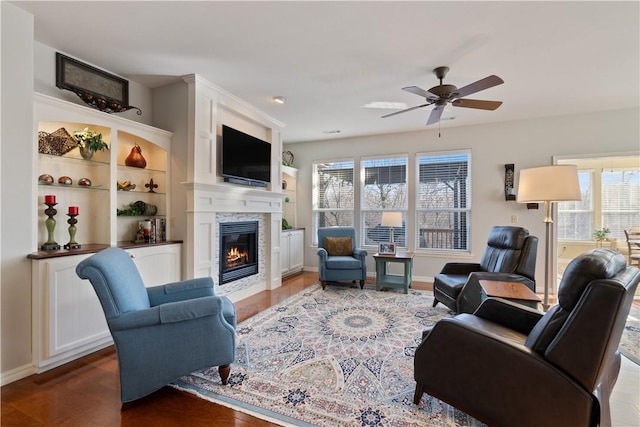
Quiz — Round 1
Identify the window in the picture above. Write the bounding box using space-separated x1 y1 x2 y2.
558 165 640 241
361 156 408 247
312 160 354 244
416 151 471 251
602 169 640 239
558 170 594 240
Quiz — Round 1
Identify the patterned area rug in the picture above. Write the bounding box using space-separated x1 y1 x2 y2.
621 304 640 365
173 284 486 426
172 285 640 426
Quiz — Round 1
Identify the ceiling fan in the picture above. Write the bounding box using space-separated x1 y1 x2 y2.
382 66 504 125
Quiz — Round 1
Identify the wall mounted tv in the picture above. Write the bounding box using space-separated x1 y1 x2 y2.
221 125 271 187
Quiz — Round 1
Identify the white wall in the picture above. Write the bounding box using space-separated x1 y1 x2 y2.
287 108 640 287
1 2 36 383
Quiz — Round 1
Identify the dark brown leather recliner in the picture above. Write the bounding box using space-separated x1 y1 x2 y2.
432 226 538 312
414 248 640 427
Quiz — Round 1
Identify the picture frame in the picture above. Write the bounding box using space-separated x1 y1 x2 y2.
378 242 396 255
55 52 141 115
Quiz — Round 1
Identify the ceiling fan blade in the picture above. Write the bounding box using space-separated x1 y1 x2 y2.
451 75 504 99
381 102 431 118
426 105 444 125
452 99 503 110
402 86 438 100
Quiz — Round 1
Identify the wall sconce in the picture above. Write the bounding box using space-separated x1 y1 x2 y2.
504 164 516 201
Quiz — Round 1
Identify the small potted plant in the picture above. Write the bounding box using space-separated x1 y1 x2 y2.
593 227 611 247
72 127 108 160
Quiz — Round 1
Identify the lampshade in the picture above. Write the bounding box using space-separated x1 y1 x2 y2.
517 165 581 203
381 212 403 227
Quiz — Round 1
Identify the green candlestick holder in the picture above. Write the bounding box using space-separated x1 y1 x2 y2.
64 213 81 250
41 202 61 251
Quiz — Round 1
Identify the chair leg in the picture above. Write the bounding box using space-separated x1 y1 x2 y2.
219 364 231 385
359 280 365 289
321 281 327 289
413 383 425 405
432 298 439 308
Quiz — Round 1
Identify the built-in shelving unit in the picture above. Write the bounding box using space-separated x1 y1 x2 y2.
30 93 182 373
282 164 298 228
34 93 172 250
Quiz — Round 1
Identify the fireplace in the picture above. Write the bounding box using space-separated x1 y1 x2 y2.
219 221 258 285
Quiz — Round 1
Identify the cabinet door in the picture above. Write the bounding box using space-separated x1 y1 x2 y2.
289 230 304 271
32 254 111 371
281 233 291 274
127 244 182 286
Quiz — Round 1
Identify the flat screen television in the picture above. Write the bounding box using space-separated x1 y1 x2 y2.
221 125 271 187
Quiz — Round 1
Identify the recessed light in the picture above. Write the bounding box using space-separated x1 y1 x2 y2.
363 101 408 110
272 96 286 104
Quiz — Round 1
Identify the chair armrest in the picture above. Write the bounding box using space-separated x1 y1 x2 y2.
109 296 233 331
109 306 161 331
147 277 215 306
158 296 229 324
353 248 368 260
439 262 482 275
473 297 543 335
317 247 328 260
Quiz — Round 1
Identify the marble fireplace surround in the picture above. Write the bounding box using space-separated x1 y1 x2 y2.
185 182 283 301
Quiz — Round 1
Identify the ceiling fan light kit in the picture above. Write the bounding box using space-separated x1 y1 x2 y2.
383 66 504 127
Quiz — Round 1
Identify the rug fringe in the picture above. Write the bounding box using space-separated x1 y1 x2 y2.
171 382 301 427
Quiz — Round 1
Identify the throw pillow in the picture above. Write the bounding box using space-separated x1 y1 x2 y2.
324 237 353 256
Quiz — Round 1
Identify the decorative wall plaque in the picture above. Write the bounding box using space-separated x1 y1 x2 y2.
55 52 141 115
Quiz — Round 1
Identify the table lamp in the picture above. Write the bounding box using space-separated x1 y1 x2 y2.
381 212 403 244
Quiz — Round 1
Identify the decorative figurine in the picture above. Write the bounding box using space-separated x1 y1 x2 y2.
145 178 158 193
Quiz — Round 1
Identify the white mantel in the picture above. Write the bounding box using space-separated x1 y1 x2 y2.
184 182 283 214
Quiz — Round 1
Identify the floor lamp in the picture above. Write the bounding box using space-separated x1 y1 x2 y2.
517 165 581 311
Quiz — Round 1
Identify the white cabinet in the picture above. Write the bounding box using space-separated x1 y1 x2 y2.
281 229 304 277
30 243 182 373
126 243 182 286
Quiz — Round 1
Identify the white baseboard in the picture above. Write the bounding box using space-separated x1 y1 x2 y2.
1 363 36 386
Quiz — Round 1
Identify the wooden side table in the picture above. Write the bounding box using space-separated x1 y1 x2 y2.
478 280 541 309
373 252 414 294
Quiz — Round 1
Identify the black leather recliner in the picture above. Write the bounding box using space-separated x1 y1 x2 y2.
432 225 538 313
414 248 640 427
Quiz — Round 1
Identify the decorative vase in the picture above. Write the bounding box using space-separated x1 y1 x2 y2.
79 146 94 160
125 144 147 169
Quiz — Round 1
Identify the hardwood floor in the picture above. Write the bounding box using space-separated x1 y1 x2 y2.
2 273 635 427
1 273 428 427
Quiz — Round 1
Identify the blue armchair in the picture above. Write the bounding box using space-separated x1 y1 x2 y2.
317 227 367 289
76 247 236 403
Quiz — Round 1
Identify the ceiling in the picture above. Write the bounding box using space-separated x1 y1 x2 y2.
12 1 640 144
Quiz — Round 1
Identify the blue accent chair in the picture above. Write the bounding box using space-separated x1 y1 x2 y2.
317 227 368 289
76 247 236 403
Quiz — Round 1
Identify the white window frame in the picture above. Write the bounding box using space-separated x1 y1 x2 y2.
311 159 355 244
415 149 472 253
359 154 409 249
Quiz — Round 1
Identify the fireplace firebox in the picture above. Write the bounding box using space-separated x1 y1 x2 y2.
219 221 258 285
